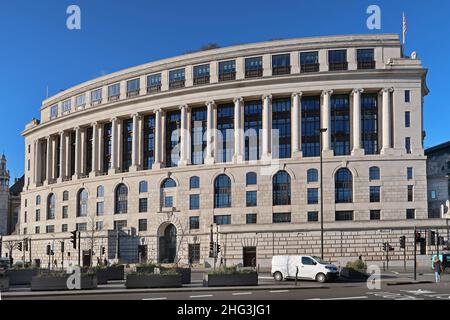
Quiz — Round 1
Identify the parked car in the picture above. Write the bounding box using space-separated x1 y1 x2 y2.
0 258 10 271
271 255 339 283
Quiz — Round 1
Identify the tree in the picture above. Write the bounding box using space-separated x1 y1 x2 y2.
4 240 20 267
84 211 108 267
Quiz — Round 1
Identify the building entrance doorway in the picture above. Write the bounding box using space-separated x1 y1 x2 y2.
243 247 257 267
158 224 177 263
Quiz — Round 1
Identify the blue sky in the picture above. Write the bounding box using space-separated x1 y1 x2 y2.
0 0 449 181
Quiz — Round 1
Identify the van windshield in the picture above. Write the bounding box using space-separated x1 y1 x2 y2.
312 257 328 265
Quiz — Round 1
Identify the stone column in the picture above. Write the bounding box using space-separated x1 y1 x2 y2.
381 87 394 154
291 92 303 158
45 136 52 184
58 131 66 183
205 101 216 165
153 109 162 169
321 90 333 155
73 127 80 179
179 105 189 167
109 118 118 174
131 114 140 172
262 94 272 160
352 89 364 156
90 122 98 177
233 97 244 163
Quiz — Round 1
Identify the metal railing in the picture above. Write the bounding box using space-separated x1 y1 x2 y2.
147 84 161 94
108 95 120 102
272 66 291 75
126 90 140 98
329 62 348 71
218 72 236 82
169 80 185 89
193 75 210 85
357 60 376 70
300 63 320 73
245 68 263 78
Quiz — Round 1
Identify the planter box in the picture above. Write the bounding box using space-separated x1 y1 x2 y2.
161 267 191 284
95 266 125 284
31 274 97 291
6 269 39 286
203 273 258 287
340 268 369 280
126 274 182 289
0 277 9 292
135 266 156 274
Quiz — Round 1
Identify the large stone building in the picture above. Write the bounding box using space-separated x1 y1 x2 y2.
3 34 448 268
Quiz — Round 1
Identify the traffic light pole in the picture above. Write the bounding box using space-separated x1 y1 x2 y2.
386 242 389 270
29 238 32 265
78 231 81 267
414 226 417 281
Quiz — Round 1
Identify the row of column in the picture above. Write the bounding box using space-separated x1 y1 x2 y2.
33 88 394 185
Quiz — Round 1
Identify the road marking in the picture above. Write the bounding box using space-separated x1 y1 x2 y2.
400 289 435 295
258 276 274 279
190 294 214 298
308 296 368 301
142 297 167 300
392 271 400 275
269 290 289 293
232 292 252 296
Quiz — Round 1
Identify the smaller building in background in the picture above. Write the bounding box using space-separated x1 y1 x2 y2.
426 141 450 219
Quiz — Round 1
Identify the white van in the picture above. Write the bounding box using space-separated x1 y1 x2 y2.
271 255 339 283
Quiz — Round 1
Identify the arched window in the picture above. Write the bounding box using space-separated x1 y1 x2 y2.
246 172 257 186
369 167 380 181
77 189 88 217
62 191 69 202
335 168 353 203
115 184 128 214
97 185 104 198
307 169 319 183
162 178 176 189
214 175 231 208
139 181 148 193
36 195 41 205
273 171 291 206
47 194 55 220
190 176 200 189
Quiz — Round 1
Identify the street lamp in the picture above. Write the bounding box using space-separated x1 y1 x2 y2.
318 128 328 260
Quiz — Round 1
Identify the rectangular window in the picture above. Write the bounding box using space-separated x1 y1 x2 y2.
245 57 263 78
164 196 173 208
188 244 200 264
103 123 112 173
35 209 40 222
406 209 415 220
307 188 319 204
46 225 55 233
143 115 155 170
329 50 348 71
300 51 319 73
75 94 86 108
335 211 354 221
139 198 148 213
214 215 231 225
96 202 104 216
191 107 207 165
307 211 319 222
50 105 58 119
23 228 27 235
331 94 351 155
108 83 120 101
272 98 291 159
165 111 181 168
405 90 411 103
62 100 72 113
169 68 185 89
273 212 291 223
357 49 375 69
189 216 200 230
35 226 40 234
76 223 87 232
122 119 133 171
370 210 381 220
126 78 140 97
430 190 437 199
301 96 321 157
138 219 147 232
407 185 414 202
114 220 127 231
218 60 236 81
272 54 291 75
216 104 235 163
407 167 414 180
85 127 93 174
244 101 262 161
246 191 257 207
24 211 27 223
246 213 257 224
147 73 162 93
96 221 103 231
62 206 69 219
193 64 210 85
91 88 102 104
361 93 379 155
189 194 200 210
405 137 411 154
370 186 381 203
405 111 411 128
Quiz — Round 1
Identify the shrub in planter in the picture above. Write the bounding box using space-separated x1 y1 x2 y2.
6 268 39 286
126 270 182 289
0 273 9 292
160 265 191 284
340 260 369 280
135 262 159 275
31 271 97 291
203 267 258 287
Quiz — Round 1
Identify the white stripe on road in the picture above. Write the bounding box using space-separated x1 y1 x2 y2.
232 292 252 296
392 271 400 275
190 294 214 298
142 297 167 300
308 296 368 301
269 290 289 293
259 276 274 279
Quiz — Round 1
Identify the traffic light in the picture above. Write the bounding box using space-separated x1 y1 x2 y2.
101 246 106 255
70 230 77 249
216 244 221 255
438 236 445 246
428 231 436 246
415 232 421 243
399 236 406 249
209 241 214 258
61 241 65 253
18 242 22 251
383 242 388 252
46 244 51 256
23 238 29 251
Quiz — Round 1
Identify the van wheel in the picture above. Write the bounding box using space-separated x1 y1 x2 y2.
273 272 283 282
316 273 327 283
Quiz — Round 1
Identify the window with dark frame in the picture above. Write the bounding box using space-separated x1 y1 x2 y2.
272 54 291 75
218 60 236 81
273 212 291 223
189 216 200 230
213 215 231 225
138 219 148 232
139 198 148 213
147 74 161 93
357 49 375 69
300 51 319 73
335 211 354 221
307 188 319 204
189 194 200 210
406 209 415 220
169 69 185 89
307 211 319 222
272 98 291 159
370 186 381 203
361 93 379 155
246 213 257 224
370 210 381 220
193 64 210 85
245 57 263 78
244 101 262 161
328 50 348 71
246 191 257 207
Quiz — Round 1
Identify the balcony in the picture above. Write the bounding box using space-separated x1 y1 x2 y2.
193 75 210 85
245 68 263 78
272 66 291 75
108 95 120 102
301 63 320 73
169 80 185 90
219 72 236 82
126 90 140 98
147 84 161 94
357 60 376 70
329 62 348 71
